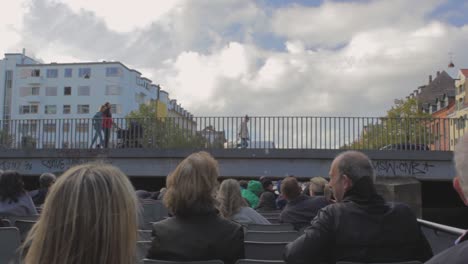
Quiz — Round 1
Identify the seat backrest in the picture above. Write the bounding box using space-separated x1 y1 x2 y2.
0 227 21 264
258 211 281 217
235 259 285 264
1 218 11 227
244 241 289 260
138 230 153 241
247 224 294 232
245 231 299 242
142 259 224 264
137 241 152 263
14 220 37 241
264 218 280 224
336 261 422 264
140 201 169 230
6 214 40 225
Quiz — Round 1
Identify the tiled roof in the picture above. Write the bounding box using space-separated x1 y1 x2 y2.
461 69 468 77
416 71 455 107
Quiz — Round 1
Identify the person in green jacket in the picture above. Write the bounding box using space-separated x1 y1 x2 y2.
241 180 263 208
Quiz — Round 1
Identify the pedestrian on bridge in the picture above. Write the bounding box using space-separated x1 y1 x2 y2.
90 105 105 148
238 115 249 149
102 102 113 148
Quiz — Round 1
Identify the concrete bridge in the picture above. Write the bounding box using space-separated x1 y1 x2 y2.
0 148 456 217
0 148 454 180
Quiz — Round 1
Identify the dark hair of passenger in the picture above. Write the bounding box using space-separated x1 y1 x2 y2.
280 176 302 200
164 151 219 217
39 172 56 188
257 191 277 210
0 170 26 203
239 180 248 189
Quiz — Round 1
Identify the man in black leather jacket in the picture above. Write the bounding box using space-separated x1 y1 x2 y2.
284 151 433 264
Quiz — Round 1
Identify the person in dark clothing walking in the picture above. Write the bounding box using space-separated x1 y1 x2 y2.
102 102 113 148
90 105 105 148
284 151 432 264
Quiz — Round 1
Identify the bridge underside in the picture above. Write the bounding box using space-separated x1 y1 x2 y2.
0 149 455 181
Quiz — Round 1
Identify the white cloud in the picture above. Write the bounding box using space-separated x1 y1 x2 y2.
271 0 443 48
3 0 468 118
0 1 27 53
54 0 184 32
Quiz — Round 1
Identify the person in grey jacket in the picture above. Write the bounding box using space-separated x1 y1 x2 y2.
217 179 270 225
90 105 105 148
0 170 37 216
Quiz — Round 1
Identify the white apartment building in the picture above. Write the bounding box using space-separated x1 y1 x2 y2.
0 51 193 148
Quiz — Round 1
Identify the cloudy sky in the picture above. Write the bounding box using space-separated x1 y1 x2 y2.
1 0 468 116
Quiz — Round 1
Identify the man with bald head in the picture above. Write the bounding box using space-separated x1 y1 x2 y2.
425 133 468 263
284 151 432 264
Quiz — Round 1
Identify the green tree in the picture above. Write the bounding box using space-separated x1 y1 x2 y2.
126 102 205 148
0 129 14 148
348 98 433 150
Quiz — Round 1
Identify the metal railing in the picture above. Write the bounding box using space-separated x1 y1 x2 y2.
418 218 465 254
0 116 465 150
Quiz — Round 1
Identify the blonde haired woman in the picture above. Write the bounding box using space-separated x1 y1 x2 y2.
147 151 244 264
23 163 139 264
217 179 270 224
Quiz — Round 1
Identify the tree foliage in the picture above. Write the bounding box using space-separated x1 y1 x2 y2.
125 103 205 148
0 129 14 148
348 98 433 150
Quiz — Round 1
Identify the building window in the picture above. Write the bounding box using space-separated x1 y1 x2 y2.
63 105 71 114
31 69 40 77
76 123 89 133
64 68 72 78
64 86 72 96
110 104 122 114
45 105 57 114
19 105 39 114
106 67 122 77
78 68 91 78
20 87 40 96
62 141 69 148
46 69 58 78
78 86 90 96
46 87 58 96
105 85 121 95
77 104 89 114
43 123 56 133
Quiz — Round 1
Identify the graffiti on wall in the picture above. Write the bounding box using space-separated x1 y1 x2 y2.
0 158 111 173
373 160 435 176
0 160 33 171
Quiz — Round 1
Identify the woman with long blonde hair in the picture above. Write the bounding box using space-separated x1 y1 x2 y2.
22 163 139 264
217 179 270 224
